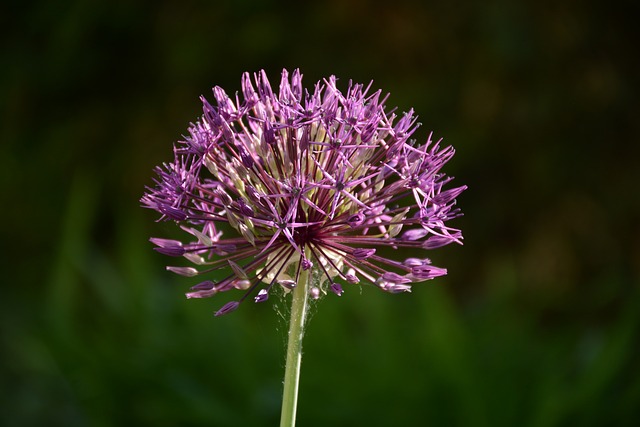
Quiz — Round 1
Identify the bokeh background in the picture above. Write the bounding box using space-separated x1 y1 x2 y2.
2 0 639 426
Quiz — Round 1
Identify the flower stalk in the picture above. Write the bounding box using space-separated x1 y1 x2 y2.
280 249 311 427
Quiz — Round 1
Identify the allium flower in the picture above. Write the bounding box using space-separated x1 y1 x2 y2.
142 69 466 316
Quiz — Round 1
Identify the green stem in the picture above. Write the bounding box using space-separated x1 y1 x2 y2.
279 261 311 427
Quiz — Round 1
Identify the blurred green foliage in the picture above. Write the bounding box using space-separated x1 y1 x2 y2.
2 0 639 426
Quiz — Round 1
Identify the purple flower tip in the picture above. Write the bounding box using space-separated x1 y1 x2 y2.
345 270 360 284
330 283 344 296
153 246 186 257
301 258 313 270
215 301 240 316
150 238 186 256
190 280 216 291
278 279 297 290
383 283 413 294
150 237 183 248
309 287 321 300
186 289 217 299
431 185 468 206
353 248 376 260
254 289 269 303
401 229 429 242
347 213 365 227
166 266 199 277
422 235 460 249
410 265 448 280
381 272 412 284
161 206 188 221
403 258 426 267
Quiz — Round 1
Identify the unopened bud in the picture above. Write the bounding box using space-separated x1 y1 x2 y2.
401 228 428 241
301 257 313 270
166 266 199 277
186 289 217 299
353 248 375 260
232 279 252 290
153 245 185 257
431 185 467 206
411 265 447 279
382 272 411 284
345 269 359 284
422 235 456 249
385 283 412 293
214 301 240 316
330 283 344 296
278 279 296 290
161 206 187 221
254 289 269 303
309 286 321 300
239 148 254 168
190 280 216 291
347 213 365 227
237 199 254 217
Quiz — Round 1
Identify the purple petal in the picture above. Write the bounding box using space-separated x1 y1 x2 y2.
301 257 313 270
166 266 199 277
190 280 216 291
161 206 187 221
278 279 296 290
382 272 412 284
422 235 457 249
432 185 467 205
347 213 365 227
153 246 186 257
215 301 240 316
345 272 359 284
353 248 376 259
186 289 217 299
237 199 254 217
254 289 269 303
401 228 429 241
240 148 255 168
411 265 447 279
403 258 424 267
309 287 321 300
384 283 412 293
150 238 183 248
330 282 344 296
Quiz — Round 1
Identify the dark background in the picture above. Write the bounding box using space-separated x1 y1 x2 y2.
2 0 639 426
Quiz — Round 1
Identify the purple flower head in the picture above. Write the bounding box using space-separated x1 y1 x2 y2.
141 69 466 315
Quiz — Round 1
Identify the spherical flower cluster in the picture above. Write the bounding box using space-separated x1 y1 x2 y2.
142 69 466 316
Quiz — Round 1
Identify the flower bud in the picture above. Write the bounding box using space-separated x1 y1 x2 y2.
254 289 269 303
330 283 344 296
382 272 411 284
186 289 217 298
347 213 365 227
422 235 457 249
301 257 313 270
214 301 240 316
410 265 447 280
166 266 199 277
401 228 428 241
278 279 296 290
309 286 321 300
345 268 359 284
353 248 375 259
